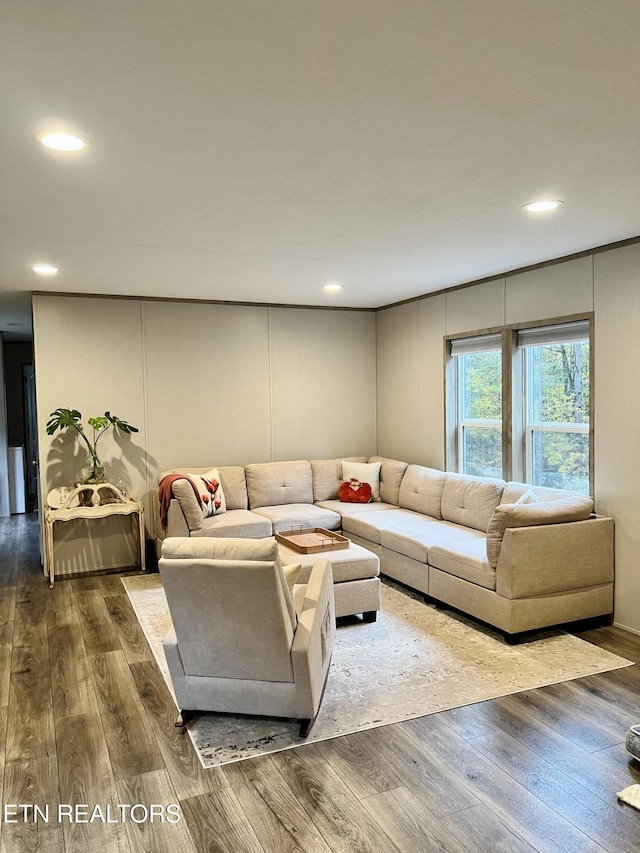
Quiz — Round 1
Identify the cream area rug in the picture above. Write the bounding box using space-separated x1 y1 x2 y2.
123 574 631 769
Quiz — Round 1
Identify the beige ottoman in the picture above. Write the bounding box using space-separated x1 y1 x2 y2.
277 539 381 622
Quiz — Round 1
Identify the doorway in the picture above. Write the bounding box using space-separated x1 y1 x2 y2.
23 363 38 506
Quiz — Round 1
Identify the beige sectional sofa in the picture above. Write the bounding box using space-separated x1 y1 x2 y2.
161 456 614 639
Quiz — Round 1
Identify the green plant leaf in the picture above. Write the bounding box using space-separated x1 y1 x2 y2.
105 412 139 434
88 416 109 432
46 408 83 435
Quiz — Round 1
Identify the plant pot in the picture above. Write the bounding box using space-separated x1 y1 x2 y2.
81 459 106 485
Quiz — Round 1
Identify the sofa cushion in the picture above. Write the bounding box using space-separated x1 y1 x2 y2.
190 509 273 539
486 495 594 569
316 499 397 517
252 503 341 534
342 507 430 545
398 465 447 519
381 520 485 564
441 473 506 532
160 465 248 511
311 457 368 502
429 540 496 591
342 460 382 501
160 536 297 669
246 460 313 508
368 456 408 505
171 469 226 531
161 540 294 635
278 540 380 585
217 466 250 510
162 536 279 563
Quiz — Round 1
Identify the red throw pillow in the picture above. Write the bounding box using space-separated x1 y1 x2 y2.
339 478 372 503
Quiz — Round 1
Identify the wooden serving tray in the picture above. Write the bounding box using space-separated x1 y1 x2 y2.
275 527 350 554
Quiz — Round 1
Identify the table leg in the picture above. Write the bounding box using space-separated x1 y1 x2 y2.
46 520 55 588
138 508 146 573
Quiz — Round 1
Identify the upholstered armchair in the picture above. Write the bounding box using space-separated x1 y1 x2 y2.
158 537 336 736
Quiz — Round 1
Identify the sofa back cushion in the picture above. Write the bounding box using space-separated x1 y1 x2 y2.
486 495 594 569
502 481 583 505
217 466 250 510
170 470 225 531
368 456 409 505
441 473 506 532
246 460 313 508
160 537 296 681
311 457 368 502
161 465 248 511
398 465 447 519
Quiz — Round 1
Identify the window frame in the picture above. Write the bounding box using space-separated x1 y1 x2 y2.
522 334 590 491
445 313 594 494
455 348 503 477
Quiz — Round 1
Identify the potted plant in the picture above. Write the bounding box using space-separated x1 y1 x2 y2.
46 408 139 484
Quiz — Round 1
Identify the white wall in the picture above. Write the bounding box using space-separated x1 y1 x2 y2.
268 308 376 461
143 301 273 471
33 295 377 570
33 296 148 571
376 302 419 462
376 245 640 633
0 333 10 517
593 243 640 633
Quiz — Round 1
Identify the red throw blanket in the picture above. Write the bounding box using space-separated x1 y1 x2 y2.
158 474 203 531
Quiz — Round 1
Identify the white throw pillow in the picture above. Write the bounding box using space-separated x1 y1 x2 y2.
515 489 540 505
341 460 382 501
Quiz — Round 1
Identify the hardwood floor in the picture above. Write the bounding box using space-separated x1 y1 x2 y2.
2 512 640 852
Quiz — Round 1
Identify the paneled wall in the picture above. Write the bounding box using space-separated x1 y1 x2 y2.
33 295 377 569
143 301 273 471
376 302 419 462
593 243 640 633
377 245 640 634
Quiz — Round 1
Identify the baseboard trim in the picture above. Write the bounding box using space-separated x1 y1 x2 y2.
614 621 640 637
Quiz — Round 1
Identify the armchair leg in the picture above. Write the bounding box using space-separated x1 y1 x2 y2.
175 709 194 727
299 717 314 738
363 610 377 623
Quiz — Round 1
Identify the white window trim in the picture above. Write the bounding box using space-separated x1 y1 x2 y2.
523 339 590 489
446 315 593 492
457 419 501 475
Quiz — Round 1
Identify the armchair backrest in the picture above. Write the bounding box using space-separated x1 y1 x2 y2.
159 538 296 682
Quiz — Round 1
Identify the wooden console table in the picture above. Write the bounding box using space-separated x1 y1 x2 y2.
44 483 146 588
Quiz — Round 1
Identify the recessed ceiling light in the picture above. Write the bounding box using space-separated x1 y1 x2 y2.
40 132 86 151
31 264 59 275
522 200 563 213
322 281 343 292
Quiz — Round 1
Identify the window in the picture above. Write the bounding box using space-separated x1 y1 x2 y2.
447 319 592 494
450 334 502 478
520 322 590 492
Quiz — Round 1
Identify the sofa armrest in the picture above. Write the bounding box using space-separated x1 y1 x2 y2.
496 516 614 599
291 559 336 711
167 499 190 538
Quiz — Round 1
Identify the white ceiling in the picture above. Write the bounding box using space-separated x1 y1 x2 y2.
1 0 639 339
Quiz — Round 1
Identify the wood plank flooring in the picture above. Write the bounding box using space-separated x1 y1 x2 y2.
2 512 640 852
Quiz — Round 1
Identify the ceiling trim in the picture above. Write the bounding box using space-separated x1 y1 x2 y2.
376 234 640 311
31 292 375 313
